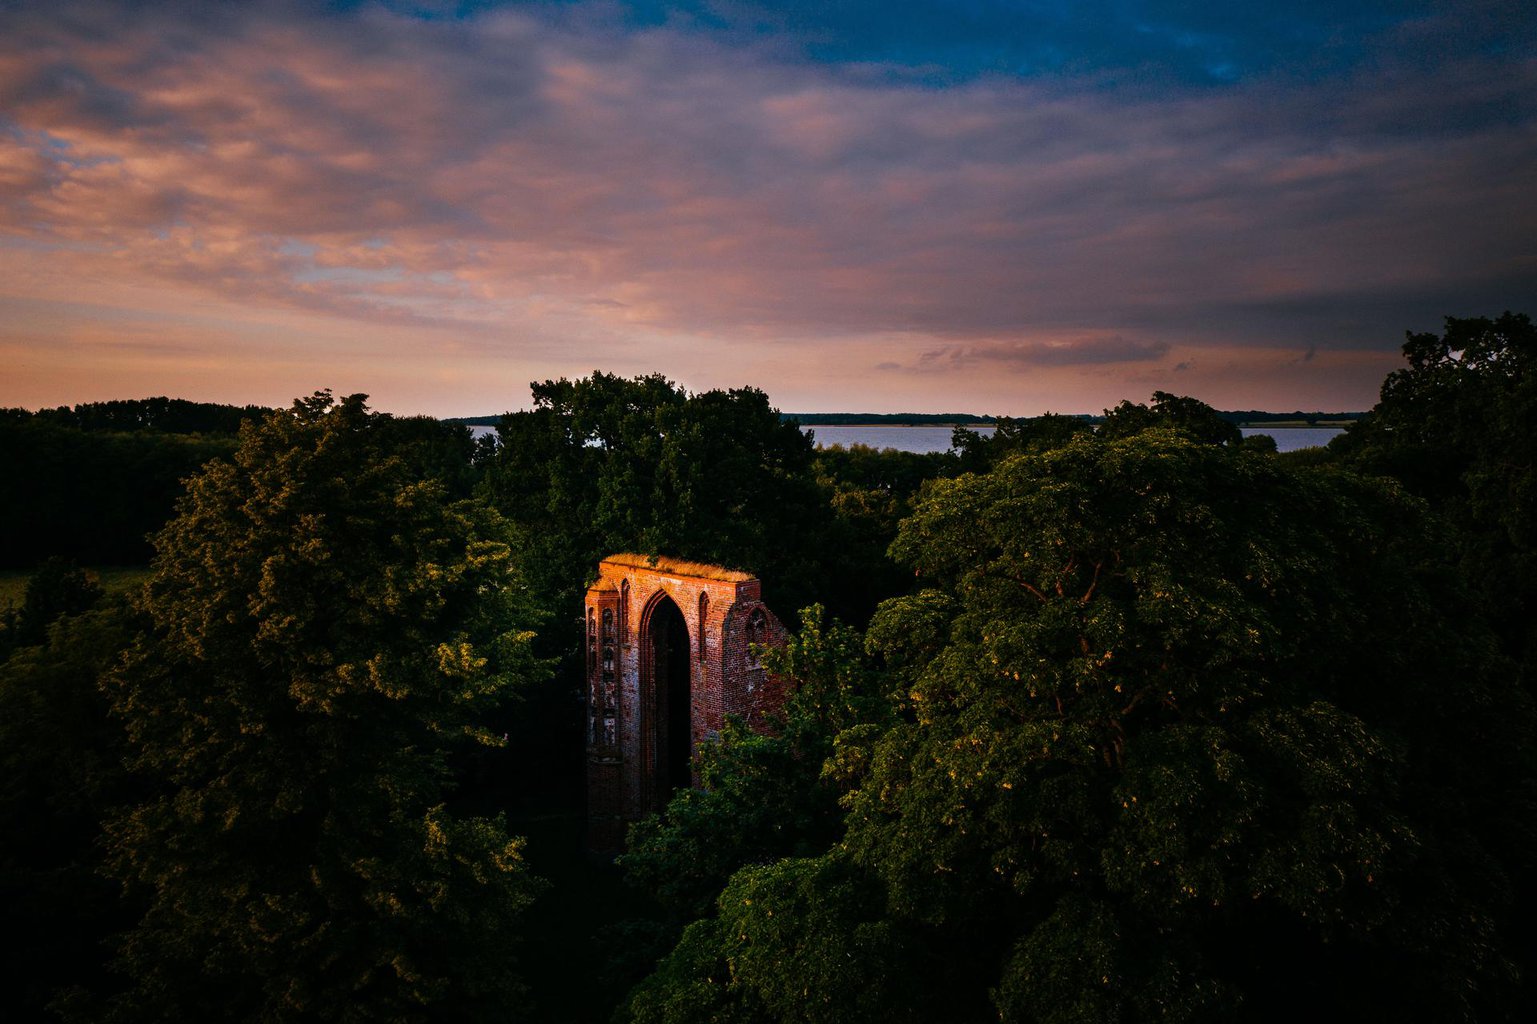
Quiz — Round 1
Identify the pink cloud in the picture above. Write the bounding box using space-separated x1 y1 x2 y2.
0 1 1532 415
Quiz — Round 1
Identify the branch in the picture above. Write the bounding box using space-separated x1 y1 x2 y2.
1007 573 1050 604
1119 685 1153 719
1053 554 1078 598
1079 559 1104 606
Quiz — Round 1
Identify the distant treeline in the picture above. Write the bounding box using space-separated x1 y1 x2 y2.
778 410 1366 427
0 396 476 569
4 396 274 434
777 410 1366 426
0 400 256 567
452 409 1366 428
449 411 1002 427
781 411 999 425
1215 409 1367 425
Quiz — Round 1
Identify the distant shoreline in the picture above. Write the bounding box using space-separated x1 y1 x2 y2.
799 421 1355 428
800 421 993 428
447 412 1366 428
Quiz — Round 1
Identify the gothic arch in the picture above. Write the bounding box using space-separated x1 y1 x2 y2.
584 553 787 850
638 588 691 810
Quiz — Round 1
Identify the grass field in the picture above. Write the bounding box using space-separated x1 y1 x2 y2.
0 565 153 611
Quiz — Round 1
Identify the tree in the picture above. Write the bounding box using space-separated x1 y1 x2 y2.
97 392 547 1022
620 606 888 922
812 446 957 622
1331 312 1537 685
477 373 843 814
952 413 1095 472
623 430 1535 1022
479 373 836 625
1098 392 1242 446
19 396 270 434
626 857 935 1024
618 608 898 1023
0 416 238 567
0 603 135 1020
0 556 105 658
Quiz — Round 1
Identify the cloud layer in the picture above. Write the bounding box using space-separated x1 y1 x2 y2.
2 1 1534 414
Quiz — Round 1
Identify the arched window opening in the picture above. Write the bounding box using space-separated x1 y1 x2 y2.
620 579 630 642
745 607 768 695
587 609 596 675
647 595 692 804
594 607 617 750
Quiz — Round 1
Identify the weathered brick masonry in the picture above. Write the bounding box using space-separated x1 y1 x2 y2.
585 554 787 850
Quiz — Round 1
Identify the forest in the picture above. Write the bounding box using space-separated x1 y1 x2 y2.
1 312 1534 1023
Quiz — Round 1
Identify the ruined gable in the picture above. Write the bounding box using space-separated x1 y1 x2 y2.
585 554 787 851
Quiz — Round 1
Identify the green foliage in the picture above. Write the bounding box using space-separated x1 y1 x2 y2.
1098 392 1242 446
0 399 478 572
622 916 755 1024
621 717 835 922
858 433 1526 1017
813 443 954 543
97 392 547 1022
480 372 835 624
624 858 935 1024
704 857 925 1023
0 603 136 1020
762 605 890 746
10 354 1534 1022
0 556 105 657
992 893 1237 1024
10 396 271 434
369 413 482 499
1332 311 1537 682
0 416 237 567
624 431 1534 1022
812 445 959 620
621 607 888 921
953 413 1095 471
1325 312 1537 1012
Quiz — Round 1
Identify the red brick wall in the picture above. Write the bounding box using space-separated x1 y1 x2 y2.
584 554 788 852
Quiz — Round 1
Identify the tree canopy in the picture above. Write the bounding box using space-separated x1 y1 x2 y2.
0 597 134 1021
96 392 547 1022
623 428 1535 1023
480 372 838 622
1331 312 1537 685
621 605 889 923
4 326 1535 1021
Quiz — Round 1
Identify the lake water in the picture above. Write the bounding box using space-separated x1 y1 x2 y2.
468 423 1344 454
805 425 994 454
1236 426 1344 451
804 424 1343 454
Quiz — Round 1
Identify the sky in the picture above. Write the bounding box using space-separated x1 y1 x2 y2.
2 1 1533 417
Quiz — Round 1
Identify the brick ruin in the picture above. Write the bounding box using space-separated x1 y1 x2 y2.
585 553 787 851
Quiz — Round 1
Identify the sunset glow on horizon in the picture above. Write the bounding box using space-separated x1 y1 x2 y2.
3 1 1534 418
